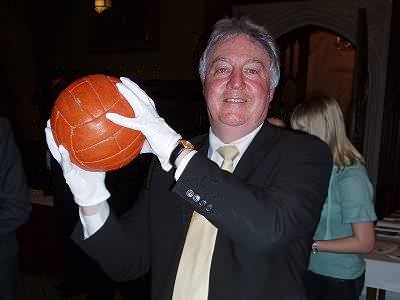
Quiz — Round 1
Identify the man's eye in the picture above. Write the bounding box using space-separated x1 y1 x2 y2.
215 67 229 74
246 68 258 75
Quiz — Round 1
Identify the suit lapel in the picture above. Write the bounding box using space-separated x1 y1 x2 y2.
234 122 280 180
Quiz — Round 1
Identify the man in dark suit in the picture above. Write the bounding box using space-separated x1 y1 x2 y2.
0 117 31 300
46 17 332 299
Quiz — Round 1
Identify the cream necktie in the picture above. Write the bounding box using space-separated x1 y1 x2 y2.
172 145 239 300
217 145 239 172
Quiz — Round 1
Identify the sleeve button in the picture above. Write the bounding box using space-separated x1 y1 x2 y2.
192 194 200 202
199 200 207 206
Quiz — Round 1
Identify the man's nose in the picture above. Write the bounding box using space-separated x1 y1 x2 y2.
227 70 245 90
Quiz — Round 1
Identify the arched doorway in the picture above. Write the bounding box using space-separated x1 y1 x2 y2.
274 26 356 130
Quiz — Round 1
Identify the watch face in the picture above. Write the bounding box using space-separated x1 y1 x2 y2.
181 140 194 150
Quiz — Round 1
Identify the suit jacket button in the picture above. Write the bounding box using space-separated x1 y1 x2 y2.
199 200 207 206
192 194 200 202
205 204 213 212
186 190 194 198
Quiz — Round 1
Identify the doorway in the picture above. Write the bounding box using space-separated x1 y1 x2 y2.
273 26 356 128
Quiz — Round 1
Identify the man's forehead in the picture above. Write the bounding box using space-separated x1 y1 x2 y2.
208 35 269 64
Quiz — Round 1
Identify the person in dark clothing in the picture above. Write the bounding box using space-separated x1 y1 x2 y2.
0 117 31 300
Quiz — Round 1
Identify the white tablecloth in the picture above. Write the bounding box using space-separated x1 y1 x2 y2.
365 255 400 292
365 229 400 293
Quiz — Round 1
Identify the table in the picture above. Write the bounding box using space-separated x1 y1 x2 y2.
364 215 400 300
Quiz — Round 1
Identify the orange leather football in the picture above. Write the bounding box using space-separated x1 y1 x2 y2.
50 74 144 171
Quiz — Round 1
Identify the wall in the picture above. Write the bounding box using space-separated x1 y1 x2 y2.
0 0 209 189
46 0 206 80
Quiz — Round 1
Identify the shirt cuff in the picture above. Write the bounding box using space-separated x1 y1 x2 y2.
174 150 197 180
79 201 110 239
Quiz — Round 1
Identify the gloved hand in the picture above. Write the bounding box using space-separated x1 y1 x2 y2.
45 120 110 206
106 77 182 171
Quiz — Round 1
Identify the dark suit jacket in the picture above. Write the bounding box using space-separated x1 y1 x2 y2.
73 122 332 300
0 117 31 259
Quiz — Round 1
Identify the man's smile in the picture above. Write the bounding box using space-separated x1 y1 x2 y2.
223 97 247 103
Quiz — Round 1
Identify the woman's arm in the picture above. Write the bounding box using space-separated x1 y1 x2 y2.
316 222 375 254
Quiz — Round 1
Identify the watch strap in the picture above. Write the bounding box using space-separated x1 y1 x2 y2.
169 142 186 166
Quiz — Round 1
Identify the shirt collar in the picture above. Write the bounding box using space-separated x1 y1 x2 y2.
208 123 264 160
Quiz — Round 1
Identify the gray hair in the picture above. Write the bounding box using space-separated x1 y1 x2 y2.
198 17 280 90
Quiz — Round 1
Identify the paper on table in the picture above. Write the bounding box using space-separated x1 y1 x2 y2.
374 240 399 255
375 228 400 240
388 248 400 261
384 217 400 222
376 220 400 229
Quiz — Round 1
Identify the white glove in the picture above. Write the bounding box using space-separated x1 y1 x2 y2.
45 120 110 206
106 77 182 171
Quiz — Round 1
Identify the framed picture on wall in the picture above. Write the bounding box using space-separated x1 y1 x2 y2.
89 0 159 52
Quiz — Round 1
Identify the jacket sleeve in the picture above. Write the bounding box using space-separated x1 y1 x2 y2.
71 156 154 282
0 118 32 235
172 134 332 253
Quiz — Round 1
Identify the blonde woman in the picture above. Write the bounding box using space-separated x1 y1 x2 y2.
291 96 377 300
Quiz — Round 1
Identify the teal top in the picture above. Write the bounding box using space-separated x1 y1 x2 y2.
309 164 377 279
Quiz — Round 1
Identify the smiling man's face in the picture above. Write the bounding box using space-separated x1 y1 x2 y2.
203 34 273 143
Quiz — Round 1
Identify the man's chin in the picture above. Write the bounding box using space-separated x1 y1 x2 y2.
218 115 247 127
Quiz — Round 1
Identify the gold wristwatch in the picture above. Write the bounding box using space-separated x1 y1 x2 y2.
169 139 194 167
